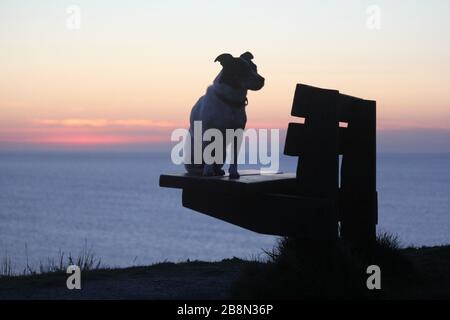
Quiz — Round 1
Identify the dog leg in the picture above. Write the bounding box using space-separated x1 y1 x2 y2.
202 164 216 176
228 134 242 179
229 163 239 179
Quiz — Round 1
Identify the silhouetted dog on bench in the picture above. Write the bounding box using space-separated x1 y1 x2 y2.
184 52 265 179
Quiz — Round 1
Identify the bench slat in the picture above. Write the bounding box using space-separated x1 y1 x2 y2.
159 170 297 194
291 84 339 117
284 123 347 156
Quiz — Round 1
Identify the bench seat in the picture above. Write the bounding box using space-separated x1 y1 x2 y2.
159 170 336 238
159 170 297 194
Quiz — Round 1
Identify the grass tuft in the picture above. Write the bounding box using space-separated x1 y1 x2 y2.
1 256 14 277
1 241 102 277
232 233 415 299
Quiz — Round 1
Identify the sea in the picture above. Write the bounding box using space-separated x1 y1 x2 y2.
1 151 449 272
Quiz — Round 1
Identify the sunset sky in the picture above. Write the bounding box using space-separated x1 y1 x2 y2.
1 0 449 151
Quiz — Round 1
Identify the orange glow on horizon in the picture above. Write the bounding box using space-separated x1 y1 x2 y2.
1 116 449 149
35 135 165 145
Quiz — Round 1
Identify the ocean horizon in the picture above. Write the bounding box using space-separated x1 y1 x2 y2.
1 150 449 273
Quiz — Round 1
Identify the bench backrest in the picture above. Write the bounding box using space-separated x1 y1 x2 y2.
284 84 377 242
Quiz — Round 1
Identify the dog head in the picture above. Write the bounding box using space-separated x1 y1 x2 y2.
214 52 265 91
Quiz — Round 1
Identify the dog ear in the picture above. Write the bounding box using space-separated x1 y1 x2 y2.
214 53 233 66
240 52 254 61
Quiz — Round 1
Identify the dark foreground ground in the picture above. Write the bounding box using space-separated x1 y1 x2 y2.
0 258 249 299
0 246 449 299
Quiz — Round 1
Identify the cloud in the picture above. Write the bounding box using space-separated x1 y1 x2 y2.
32 118 186 128
0 119 182 148
31 118 291 129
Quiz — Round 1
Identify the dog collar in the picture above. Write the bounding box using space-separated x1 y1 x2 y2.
215 91 248 109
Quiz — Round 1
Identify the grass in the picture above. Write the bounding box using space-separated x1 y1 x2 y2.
231 233 424 299
2 235 450 299
0 242 102 278
1 256 14 277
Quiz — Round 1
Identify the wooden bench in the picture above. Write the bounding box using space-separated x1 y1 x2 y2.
160 83 377 244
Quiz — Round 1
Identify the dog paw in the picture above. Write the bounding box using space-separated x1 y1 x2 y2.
215 168 225 176
229 171 240 179
229 164 240 179
202 165 216 177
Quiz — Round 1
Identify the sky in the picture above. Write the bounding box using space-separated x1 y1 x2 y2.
1 0 450 151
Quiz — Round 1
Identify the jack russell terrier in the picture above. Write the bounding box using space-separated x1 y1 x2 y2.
184 52 265 179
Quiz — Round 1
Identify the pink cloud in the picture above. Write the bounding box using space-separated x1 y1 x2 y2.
0 119 180 147
32 118 187 128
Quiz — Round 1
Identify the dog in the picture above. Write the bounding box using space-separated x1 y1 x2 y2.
184 52 265 179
